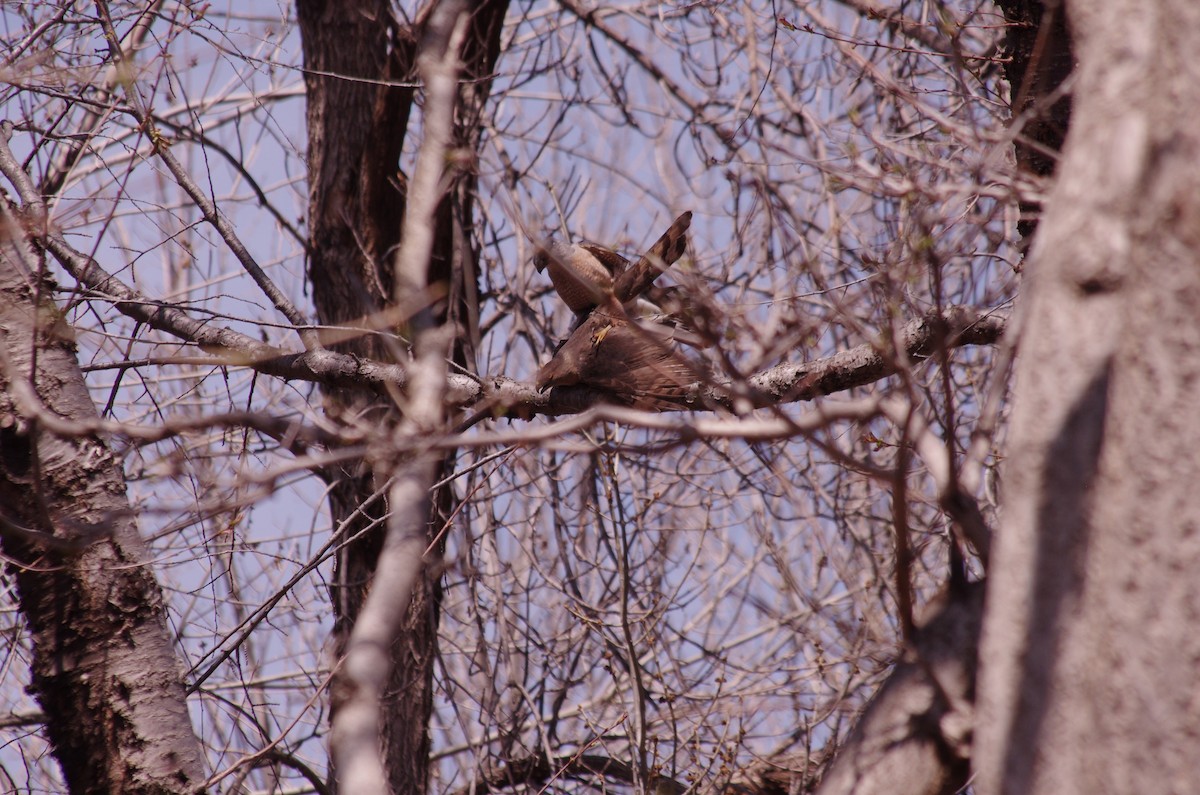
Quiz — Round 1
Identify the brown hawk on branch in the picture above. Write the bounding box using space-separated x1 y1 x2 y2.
535 212 702 409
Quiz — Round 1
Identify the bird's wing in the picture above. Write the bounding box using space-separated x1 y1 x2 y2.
578 244 630 277
632 315 708 350
574 318 700 408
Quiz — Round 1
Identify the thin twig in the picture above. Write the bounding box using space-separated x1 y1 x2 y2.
93 0 320 352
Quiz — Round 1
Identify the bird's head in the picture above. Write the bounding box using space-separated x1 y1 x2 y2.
532 239 573 273
535 345 582 391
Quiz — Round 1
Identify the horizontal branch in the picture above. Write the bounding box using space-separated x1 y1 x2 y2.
42 232 419 393
43 231 1012 424
0 188 1003 436
745 306 1006 405
520 306 1008 417
0 117 1007 428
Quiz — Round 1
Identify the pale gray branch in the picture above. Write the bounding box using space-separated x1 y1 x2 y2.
330 3 468 792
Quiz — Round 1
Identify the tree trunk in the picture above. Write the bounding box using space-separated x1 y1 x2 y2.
995 0 1074 247
813 581 982 795
295 1 505 790
0 206 204 793
976 1 1200 792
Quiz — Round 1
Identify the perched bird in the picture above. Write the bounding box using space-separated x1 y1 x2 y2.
533 239 628 315
534 237 693 323
536 212 703 409
536 306 700 409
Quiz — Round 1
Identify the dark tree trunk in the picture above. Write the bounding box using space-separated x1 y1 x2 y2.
0 209 204 793
295 1 506 791
995 0 1075 248
813 582 982 795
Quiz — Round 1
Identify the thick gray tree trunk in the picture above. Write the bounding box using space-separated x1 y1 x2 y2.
976 1 1200 792
0 185 204 791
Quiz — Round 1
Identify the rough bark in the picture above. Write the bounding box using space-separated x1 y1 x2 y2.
0 207 204 792
295 3 434 791
976 1 1200 792
810 581 982 795
295 1 506 791
297 0 411 361
996 0 1074 247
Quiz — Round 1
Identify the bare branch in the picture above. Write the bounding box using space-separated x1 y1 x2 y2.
448 751 686 795
330 3 468 792
94 0 320 352
829 0 954 56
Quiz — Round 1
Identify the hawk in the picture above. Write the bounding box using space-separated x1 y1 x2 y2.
533 239 628 315
535 212 703 409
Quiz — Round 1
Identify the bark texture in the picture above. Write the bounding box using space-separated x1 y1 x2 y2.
295 1 506 791
996 0 1074 246
812 582 982 795
0 220 204 792
976 1 1200 792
